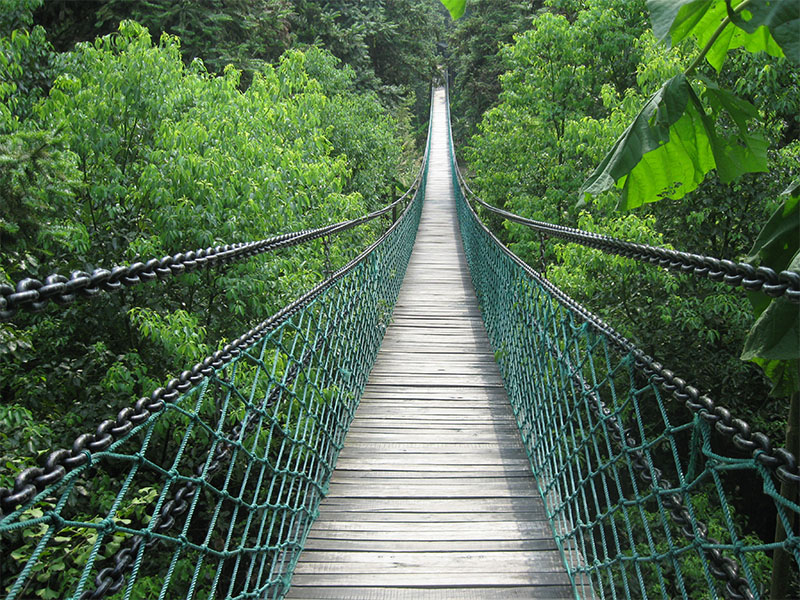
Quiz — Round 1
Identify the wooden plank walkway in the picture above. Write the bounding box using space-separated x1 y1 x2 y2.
284 88 574 600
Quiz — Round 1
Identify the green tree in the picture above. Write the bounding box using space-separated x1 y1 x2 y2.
34 0 295 85
446 0 532 144
291 0 444 122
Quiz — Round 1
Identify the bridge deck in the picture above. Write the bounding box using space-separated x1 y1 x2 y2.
285 89 573 599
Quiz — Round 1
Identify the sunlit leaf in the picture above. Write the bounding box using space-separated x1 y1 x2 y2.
439 0 466 20
699 76 768 182
731 0 800 64
648 0 715 42
580 74 690 206
647 0 788 71
580 73 767 209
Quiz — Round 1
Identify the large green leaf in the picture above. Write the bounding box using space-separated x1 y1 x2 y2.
648 0 715 42
745 184 800 315
699 76 768 182
647 0 788 71
580 73 767 209
619 89 716 209
580 74 690 207
748 356 800 397
746 183 799 279
730 0 800 64
439 0 466 20
742 184 800 392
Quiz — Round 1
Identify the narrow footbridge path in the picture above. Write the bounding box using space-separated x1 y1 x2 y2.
285 89 573 599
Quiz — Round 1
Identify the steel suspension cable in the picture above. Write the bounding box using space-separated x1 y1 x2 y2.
456 173 800 303
444 79 799 486
0 84 434 600
0 184 420 321
0 169 424 516
445 75 798 600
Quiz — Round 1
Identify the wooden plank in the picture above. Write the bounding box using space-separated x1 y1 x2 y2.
300 539 559 553
305 525 553 541
303 533 554 545
285 587 575 600
284 87 573 600
323 484 539 500
289 572 568 586
306 522 547 533
330 471 532 481
293 562 566 577
313 511 549 524
328 472 536 482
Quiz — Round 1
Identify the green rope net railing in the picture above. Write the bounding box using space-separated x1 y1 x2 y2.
445 87 799 598
0 103 431 600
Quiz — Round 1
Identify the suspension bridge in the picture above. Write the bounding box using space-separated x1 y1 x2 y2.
0 83 798 600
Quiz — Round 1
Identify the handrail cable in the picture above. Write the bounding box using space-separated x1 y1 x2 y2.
457 174 800 303
464 184 800 483
0 196 416 513
0 181 421 321
0 83 433 600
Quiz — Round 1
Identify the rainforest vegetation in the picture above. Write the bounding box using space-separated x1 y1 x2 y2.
1 0 798 597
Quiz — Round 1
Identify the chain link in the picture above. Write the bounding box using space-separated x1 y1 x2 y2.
0 186 419 321
79 288 356 599
580 376 756 600
460 178 800 304
452 166 800 488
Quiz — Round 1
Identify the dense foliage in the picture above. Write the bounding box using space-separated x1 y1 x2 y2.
31 0 445 127
446 0 532 144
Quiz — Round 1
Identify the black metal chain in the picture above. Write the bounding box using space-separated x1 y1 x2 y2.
65 114 432 599
449 78 761 599
538 317 755 600
458 174 800 303
582 371 755 600
0 184 420 321
0 176 423 518
460 187 800 490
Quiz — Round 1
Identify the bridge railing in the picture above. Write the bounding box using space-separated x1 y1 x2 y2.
445 82 799 599
0 92 433 600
